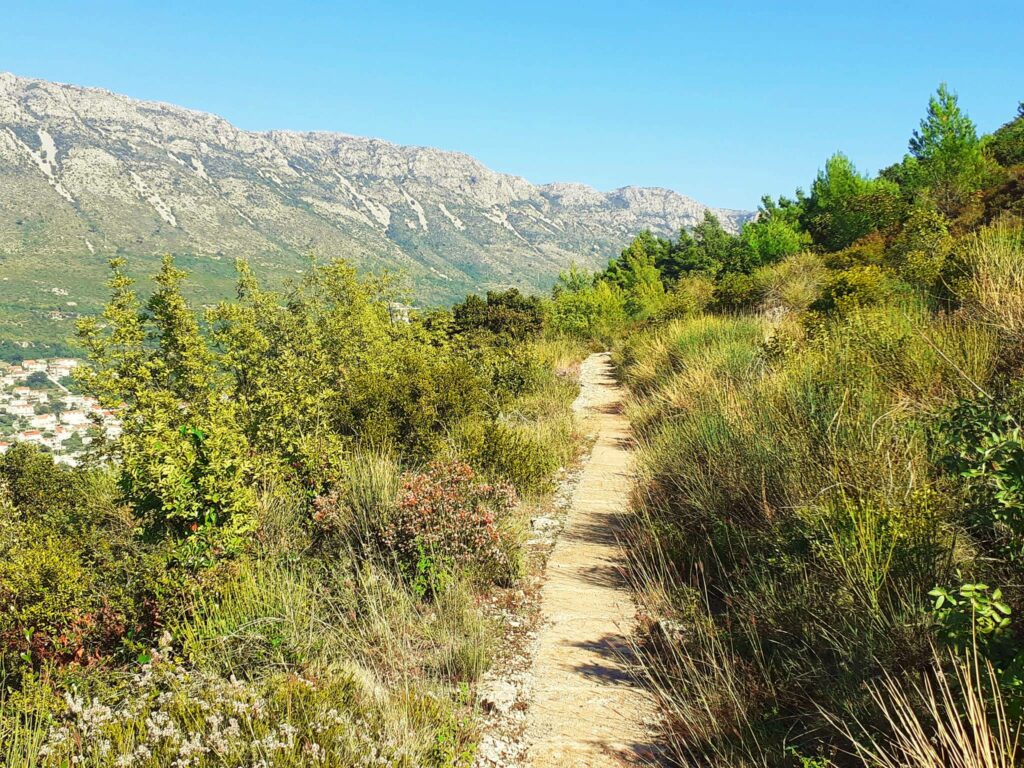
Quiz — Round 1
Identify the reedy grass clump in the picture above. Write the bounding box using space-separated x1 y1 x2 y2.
842 648 1021 768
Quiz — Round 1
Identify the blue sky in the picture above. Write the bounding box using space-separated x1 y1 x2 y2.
4 0 1022 209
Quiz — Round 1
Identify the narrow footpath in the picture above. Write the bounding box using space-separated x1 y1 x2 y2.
524 352 660 767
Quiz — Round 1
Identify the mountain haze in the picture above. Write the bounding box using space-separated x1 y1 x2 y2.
0 72 751 351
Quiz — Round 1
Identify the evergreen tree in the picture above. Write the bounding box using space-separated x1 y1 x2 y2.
907 83 988 214
803 153 902 251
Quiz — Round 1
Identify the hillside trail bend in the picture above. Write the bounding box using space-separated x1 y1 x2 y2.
524 352 661 767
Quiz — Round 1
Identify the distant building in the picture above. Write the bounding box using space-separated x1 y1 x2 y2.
61 410 91 427
6 401 34 417
0 442 9 455
29 413 58 430
387 302 413 324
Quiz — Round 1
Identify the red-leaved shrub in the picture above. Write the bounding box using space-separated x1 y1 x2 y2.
381 461 518 584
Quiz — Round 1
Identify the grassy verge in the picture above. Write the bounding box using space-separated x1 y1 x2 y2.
615 223 1023 766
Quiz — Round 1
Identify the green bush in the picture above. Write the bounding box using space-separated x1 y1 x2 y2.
888 201 953 288
813 264 893 313
0 451 165 677
988 104 1024 168
452 288 544 340
454 417 560 496
712 271 763 311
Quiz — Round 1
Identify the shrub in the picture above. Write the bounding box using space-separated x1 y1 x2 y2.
712 271 763 311
452 288 544 340
547 276 628 342
656 274 716 320
940 387 1024 562
824 231 888 270
813 264 893 313
753 252 827 314
889 202 953 288
0 442 84 525
0 510 160 675
381 461 518 591
454 417 560 495
618 300 998 762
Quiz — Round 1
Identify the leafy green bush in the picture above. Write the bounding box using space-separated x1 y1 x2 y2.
546 268 628 341
813 264 893 313
888 201 953 288
0 447 164 677
452 288 544 340
712 271 763 311
988 103 1024 168
940 387 1024 562
457 417 561 495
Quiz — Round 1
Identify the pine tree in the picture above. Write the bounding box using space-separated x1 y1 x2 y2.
908 83 987 214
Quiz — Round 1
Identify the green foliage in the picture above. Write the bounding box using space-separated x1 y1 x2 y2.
813 264 892 313
454 417 560 495
2 242 587 766
25 371 49 387
0 446 165 678
712 271 762 311
739 211 809 268
0 442 83 524
803 153 903 250
76 257 258 564
906 83 990 215
604 230 671 286
930 581 1012 647
823 231 887 270
988 103 1024 168
547 269 628 341
689 210 745 273
451 288 544 340
888 200 953 288
940 388 1024 561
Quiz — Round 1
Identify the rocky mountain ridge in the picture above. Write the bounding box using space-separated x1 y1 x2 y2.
0 71 752 350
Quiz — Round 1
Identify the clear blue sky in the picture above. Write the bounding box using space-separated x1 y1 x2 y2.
4 0 1022 210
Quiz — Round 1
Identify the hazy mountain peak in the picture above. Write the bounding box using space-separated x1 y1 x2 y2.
0 71 752 339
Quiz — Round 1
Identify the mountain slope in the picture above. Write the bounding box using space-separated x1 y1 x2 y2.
0 72 752 353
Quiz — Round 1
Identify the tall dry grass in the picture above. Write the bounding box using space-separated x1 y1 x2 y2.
619 290 1003 764
843 648 1020 768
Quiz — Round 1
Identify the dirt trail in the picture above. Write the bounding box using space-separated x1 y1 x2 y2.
524 352 660 767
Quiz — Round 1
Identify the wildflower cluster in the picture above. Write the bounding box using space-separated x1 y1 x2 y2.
31 640 421 767
381 461 518 585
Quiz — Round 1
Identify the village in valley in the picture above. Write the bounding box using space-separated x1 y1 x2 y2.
0 358 121 465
